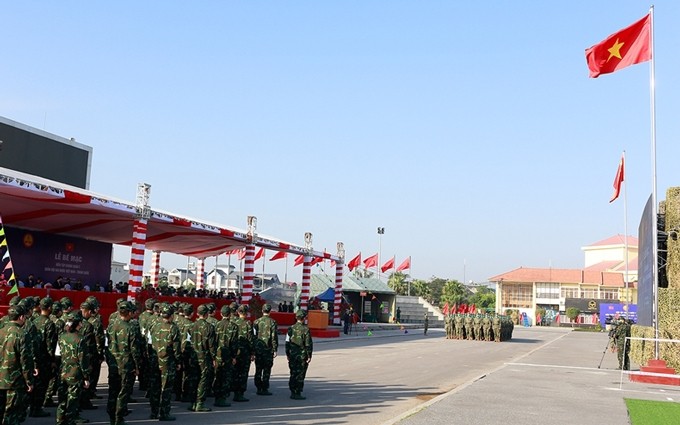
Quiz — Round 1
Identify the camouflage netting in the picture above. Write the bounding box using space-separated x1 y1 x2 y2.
631 188 680 368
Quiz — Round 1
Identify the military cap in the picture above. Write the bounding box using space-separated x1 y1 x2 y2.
295 309 307 319
262 303 272 313
117 301 133 314
23 297 35 309
220 305 231 316
64 311 83 326
116 298 127 306
160 304 175 318
80 301 93 311
52 302 63 314
60 297 73 309
39 297 54 309
207 303 216 313
7 304 26 320
237 304 248 314
9 295 22 306
172 301 181 309
182 304 194 315
32 295 41 304
197 304 209 316
230 303 239 312
86 296 100 308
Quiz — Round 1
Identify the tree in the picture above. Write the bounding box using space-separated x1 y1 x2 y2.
469 286 496 310
428 277 447 306
353 268 374 278
440 279 468 307
566 307 580 323
411 279 432 303
387 272 409 295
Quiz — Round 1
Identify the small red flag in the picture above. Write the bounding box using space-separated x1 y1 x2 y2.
381 256 395 273
330 259 336 268
310 257 323 266
269 251 287 261
363 253 378 269
293 254 305 267
347 253 361 271
237 249 246 260
396 256 411 272
442 302 449 315
254 247 264 261
610 154 625 203
585 14 651 78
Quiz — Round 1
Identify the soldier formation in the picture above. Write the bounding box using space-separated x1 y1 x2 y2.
0 294 313 425
443 313 514 342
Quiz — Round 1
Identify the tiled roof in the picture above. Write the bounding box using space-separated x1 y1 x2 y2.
585 234 639 248
584 261 622 272
488 267 624 287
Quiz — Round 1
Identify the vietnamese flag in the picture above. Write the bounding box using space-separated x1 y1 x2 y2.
363 253 378 269
254 247 264 261
442 302 449 315
585 14 651 78
396 256 411 272
293 254 305 267
381 256 395 273
269 251 287 261
610 154 625 203
347 253 361 271
310 257 323 266
237 249 246 260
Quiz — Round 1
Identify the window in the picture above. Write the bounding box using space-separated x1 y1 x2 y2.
580 287 597 298
501 283 533 308
561 286 579 298
536 283 559 299
601 288 619 300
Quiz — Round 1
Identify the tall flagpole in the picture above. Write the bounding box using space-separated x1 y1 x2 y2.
649 5 659 359
623 150 629 319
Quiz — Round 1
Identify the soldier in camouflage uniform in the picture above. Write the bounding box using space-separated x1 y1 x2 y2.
0 304 36 425
85 296 106 404
179 304 198 404
230 304 254 402
473 314 483 341
464 314 473 340
213 304 234 407
286 309 313 400
45 301 65 407
454 313 464 340
79 301 98 411
492 314 502 342
19 298 40 422
190 304 216 412
482 314 492 342
56 311 90 425
30 297 57 417
150 304 181 421
253 304 278 396
137 298 156 394
107 301 141 425
614 317 631 370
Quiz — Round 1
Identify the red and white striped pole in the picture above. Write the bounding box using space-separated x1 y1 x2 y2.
242 244 255 303
333 260 343 325
128 218 147 301
299 255 312 311
150 250 161 288
197 258 205 290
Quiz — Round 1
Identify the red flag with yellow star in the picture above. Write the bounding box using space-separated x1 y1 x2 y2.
585 14 651 78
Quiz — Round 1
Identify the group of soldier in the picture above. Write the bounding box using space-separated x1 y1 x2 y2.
443 313 514 342
0 294 314 425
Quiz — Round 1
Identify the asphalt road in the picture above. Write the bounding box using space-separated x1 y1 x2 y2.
24 326 576 425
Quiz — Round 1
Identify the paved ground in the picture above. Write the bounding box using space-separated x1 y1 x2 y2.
19 324 680 425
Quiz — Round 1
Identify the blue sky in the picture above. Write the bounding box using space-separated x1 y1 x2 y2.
3 2 680 284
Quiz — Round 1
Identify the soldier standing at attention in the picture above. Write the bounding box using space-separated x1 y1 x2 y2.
464 314 474 340
138 298 157 394
423 313 429 335
213 305 235 407
180 304 198 405
190 304 216 412
473 314 483 341
0 304 37 425
85 296 106 404
56 311 90 425
150 304 181 421
230 305 254 402
482 314 492 342
107 301 141 425
253 304 278 396
286 309 313 400
79 301 98 411
492 314 502 342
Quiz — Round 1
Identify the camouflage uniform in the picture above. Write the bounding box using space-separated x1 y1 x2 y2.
614 318 631 370
86 297 106 402
253 304 278 395
482 315 492 341
0 305 35 425
230 305 254 402
31 297 58 417
213 305 235 407
150 305 181 421
45 302 65 406
78 302 98 411
454 314 464 340
286 310 313 400
106 302 141 425
191 305 216 411
492 315 502 342
464 314 474 340
56 312 89 425
178 305 198 404
137 299 157 394
473 315 483 341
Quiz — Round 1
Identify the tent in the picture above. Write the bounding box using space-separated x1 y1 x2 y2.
315 287 336 302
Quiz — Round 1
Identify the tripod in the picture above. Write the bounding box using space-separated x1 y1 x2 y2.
597 336 614 369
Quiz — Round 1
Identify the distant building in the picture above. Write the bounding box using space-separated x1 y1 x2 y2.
206 265 239 292
111 260 129 284
168 267 196 287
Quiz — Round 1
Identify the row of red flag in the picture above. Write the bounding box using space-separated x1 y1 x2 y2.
223 248 411 273
441 302 477 315
346 253 410 273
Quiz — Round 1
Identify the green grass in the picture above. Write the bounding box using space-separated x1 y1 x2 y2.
626 398 680 424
